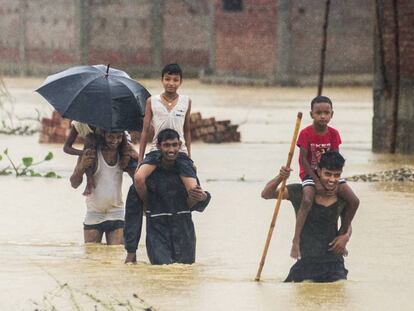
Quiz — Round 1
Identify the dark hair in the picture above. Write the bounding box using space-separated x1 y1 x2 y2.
311 95 333 110
318 151 345 171
157 128 180 145
161 63 183 79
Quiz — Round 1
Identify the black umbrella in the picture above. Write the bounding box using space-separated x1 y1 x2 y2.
36 64 150 132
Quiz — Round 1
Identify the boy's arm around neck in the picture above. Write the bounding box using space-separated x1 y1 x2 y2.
63 126 83 156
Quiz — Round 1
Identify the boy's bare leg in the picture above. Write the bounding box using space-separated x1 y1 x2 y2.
181 176 199 207
119 135 137 169
106 228 124 245
83 166 95 196
291 186 315 259
134 164 157 206
84 229 103 243
337 183 359 234
83 134 97 196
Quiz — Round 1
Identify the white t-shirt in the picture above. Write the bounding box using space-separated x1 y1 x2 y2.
148 94 189 154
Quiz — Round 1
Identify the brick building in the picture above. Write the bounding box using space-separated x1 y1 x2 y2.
212 0 373 84
0 0 210 76
373 0 414 154
0 0 373 84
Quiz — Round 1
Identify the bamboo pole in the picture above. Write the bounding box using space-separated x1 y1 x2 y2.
255 112 302 282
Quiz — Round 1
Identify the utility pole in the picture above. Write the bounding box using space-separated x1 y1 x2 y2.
275 0 292 85
77 0 90 65
207 0 216 74
18 0 28 76
151 0 165 73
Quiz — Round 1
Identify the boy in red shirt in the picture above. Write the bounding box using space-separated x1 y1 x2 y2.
291 96 359 259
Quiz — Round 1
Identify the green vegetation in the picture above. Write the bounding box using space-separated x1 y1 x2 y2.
0 149 60 178
0 77 41 135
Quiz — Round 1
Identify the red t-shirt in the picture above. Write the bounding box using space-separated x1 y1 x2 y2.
297 125 342 180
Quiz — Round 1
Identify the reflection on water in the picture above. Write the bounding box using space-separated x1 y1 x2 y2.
291 282 350 310
1 78 414 310
371 181 414 193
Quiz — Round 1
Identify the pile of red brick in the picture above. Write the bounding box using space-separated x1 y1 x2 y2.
39 111 76 144
39 111 241 144
190 112 240 143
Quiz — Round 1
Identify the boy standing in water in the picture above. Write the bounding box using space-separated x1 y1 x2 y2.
291 96 359 259
134 63 197 205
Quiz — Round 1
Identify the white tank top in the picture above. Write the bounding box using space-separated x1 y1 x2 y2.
148 94 189 154
84 149 124 225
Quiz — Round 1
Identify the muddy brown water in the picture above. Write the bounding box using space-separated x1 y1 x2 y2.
1 78 414 310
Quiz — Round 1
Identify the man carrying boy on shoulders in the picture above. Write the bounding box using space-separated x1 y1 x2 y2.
262 151 353 282
125 129 211 264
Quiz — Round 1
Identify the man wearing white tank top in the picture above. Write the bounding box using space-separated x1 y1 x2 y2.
70 131 127 245
135 63 198 207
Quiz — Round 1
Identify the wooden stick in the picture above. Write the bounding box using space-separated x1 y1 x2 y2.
255 112 302 282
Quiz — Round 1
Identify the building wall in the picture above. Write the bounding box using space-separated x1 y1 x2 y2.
88 0 153 68
25 0 79 68
0 0 21 73
1 0 375 81
0 0 210 76
213 0 373 79
214 0 278 77
163 0 209 68
289 0 373 75
373 0 414 153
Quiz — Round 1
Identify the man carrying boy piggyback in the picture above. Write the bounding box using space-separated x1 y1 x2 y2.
290 96 360 260
134 64 199 207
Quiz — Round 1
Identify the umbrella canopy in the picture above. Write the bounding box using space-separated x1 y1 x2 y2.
36 64 150 132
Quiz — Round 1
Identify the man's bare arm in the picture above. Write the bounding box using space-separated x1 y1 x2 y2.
70 149 95 188
261 166 291 200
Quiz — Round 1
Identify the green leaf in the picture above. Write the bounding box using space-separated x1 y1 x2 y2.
0 154 2 161
44 171 57 178
22 157 33 167
4 148 8 155
44 152 53 161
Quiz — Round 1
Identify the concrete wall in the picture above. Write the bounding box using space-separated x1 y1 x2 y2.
289 0 373 76
213 0 373 81
0 0 374 82
214 0 277 78
373 0 414 154
0 0 210 77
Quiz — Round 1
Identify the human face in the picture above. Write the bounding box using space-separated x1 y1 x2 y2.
318 167 342 192
161 73 182 94
311 102 333 128
158 138 181 162
104 132 123 149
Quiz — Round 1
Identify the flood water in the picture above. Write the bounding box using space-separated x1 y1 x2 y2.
1 77 414 310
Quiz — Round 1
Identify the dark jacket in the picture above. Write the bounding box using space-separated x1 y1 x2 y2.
124 165 211 264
